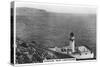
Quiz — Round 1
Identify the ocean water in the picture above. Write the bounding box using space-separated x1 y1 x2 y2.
16 7 96 58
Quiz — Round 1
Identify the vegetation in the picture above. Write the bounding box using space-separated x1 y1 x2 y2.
16 38 57 64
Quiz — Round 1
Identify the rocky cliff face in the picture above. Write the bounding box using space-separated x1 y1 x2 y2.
16 38 57 64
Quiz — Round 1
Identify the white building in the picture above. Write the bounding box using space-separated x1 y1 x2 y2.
71 46 94 59
69 37 75 53
48 32 94 59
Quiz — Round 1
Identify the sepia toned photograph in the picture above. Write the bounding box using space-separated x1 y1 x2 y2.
11 1 96 65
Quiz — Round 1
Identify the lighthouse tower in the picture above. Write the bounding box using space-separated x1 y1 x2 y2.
69 32 75 53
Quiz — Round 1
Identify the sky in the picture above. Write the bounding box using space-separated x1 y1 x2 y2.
15 1 96 14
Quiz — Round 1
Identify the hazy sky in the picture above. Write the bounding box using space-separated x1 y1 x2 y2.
15 1 96 14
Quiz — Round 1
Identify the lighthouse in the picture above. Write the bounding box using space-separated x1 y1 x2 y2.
69 32 75 53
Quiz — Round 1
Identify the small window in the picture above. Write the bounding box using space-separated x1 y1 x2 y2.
61 49 64 52
64 49 66 52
